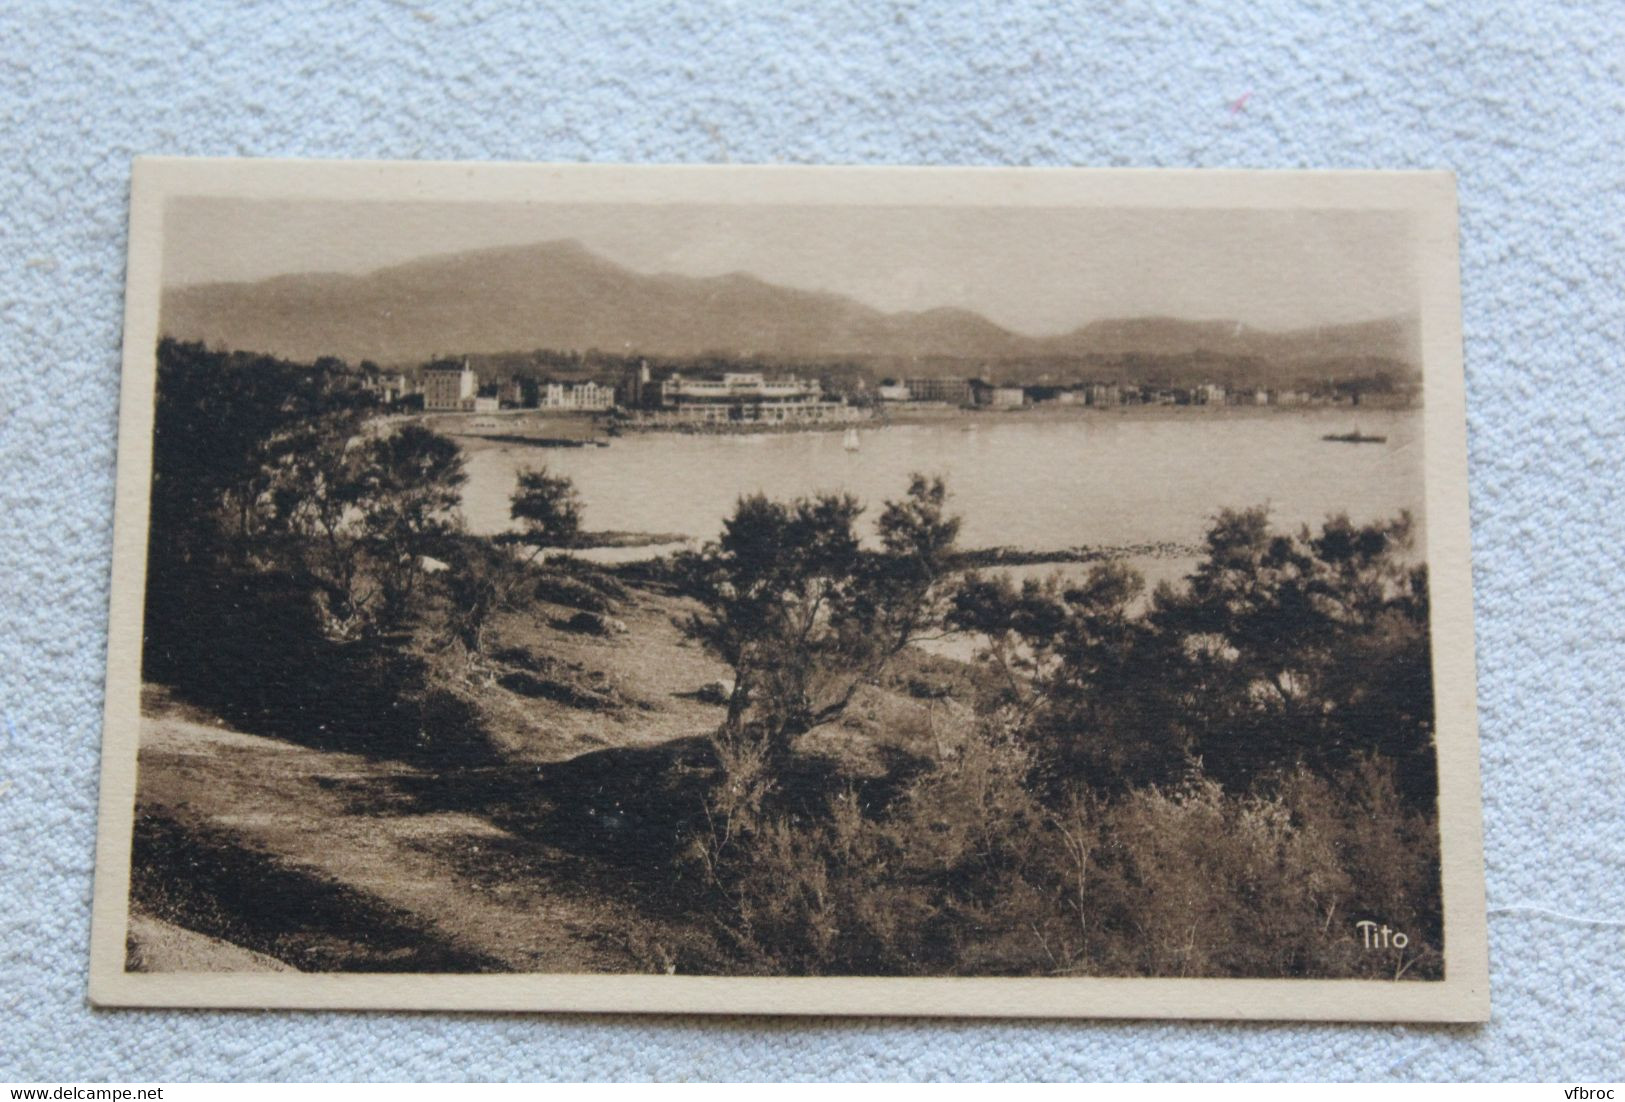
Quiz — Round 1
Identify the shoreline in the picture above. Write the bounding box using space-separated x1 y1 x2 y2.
424 400 1421 450
571 529 691 550
594 539 1203 571
947 541 1200 569
610 417 863 437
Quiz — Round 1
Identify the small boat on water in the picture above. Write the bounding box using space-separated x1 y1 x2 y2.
842 427 861 452
1322 428 1387 444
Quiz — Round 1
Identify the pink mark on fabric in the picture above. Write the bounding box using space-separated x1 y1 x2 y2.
1229 91 1253 113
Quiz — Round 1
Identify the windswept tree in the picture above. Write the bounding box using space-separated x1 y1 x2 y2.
509 465 583 554
140 341 481 753
146 341 374 564
439 536 522 657
254 420 467 636
144 341 380 668
683 474 960 773
679 475 961 966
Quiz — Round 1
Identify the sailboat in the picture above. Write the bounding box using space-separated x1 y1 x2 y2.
842 426 861 452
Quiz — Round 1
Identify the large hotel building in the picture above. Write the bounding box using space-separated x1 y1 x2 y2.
645 371 861 424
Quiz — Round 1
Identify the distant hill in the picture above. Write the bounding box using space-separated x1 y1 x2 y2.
160 239 1419 378
1038 315 1418 367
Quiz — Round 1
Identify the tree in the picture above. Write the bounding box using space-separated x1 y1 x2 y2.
949 505 1436 805
1148 507 1434 801
146 341 373 560
357 424 467 626
948 559 1169 791
509 465 583 554
140 341 476 754
684 474 961 773
263 417 375 630
143 341 379 671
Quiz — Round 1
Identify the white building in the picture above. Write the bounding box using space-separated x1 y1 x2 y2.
645 371 854 424
372 372 408 404
660 372 822 408
541 380 613 410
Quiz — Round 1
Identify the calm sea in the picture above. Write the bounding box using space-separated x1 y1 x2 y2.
458 408 1426 574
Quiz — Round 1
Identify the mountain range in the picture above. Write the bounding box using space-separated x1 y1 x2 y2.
160 239 1420 376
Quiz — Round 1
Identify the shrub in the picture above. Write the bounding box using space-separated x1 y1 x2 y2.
534 574 612 612
552 558 631 603
690 713 1441 978
1034 758 1441 980
691 708 1054 975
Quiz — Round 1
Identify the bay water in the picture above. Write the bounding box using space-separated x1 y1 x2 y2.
460 408 1425 570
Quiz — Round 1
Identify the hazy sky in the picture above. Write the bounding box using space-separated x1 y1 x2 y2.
163 198 1418 336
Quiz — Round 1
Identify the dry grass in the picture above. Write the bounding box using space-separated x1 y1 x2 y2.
461 584 734 763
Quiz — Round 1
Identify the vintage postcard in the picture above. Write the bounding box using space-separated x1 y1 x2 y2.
90 159 1487 1020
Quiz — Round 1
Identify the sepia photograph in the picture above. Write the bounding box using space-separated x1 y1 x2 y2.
89 160 1486 1019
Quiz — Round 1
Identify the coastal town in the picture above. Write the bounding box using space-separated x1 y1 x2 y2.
369 354 1418 432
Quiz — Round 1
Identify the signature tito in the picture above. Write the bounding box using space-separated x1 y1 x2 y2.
1355 920 1410 950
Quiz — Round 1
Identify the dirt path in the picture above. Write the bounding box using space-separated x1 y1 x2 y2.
130 707 653 973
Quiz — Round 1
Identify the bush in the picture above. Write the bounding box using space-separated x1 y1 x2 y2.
680 485 1443 980
533 573 615 613
1082 778 1350 977
691 709 1052 975
1069 758 1441 979
690 712 1441 978
553 558 631 603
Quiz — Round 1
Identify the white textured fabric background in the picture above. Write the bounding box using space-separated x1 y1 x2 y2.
2 0 1621 1082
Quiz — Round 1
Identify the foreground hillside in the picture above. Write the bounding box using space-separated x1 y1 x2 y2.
128 582 963 974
